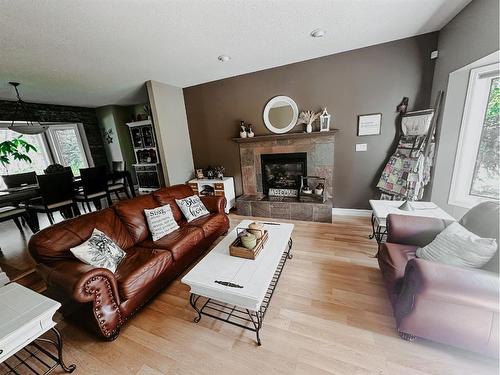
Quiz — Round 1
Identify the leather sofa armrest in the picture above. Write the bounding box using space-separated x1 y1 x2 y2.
201 195 226 214
396 258 500 320
40 261 123 339
387 214 448 247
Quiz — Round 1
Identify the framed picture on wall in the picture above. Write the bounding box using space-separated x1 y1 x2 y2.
357 113 382 136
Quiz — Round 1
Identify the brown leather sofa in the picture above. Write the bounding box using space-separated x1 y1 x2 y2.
29 184 229 340
378 201 499 357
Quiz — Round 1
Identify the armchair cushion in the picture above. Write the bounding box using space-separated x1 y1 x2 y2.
416 222 497 269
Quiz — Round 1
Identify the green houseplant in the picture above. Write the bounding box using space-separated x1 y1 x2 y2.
0 135 37 166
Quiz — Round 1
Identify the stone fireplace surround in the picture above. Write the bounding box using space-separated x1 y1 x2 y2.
234 132 335 222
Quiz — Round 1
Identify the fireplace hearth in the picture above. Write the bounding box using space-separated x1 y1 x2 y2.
261 152 306 197
234 131 335 222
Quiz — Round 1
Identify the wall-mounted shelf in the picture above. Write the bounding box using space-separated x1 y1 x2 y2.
232 129 338 143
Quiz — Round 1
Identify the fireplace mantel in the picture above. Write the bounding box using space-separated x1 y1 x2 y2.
232 129 338 143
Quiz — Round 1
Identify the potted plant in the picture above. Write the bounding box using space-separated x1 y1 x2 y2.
0 135 37 166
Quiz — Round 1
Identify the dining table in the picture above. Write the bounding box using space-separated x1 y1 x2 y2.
0 170 136 232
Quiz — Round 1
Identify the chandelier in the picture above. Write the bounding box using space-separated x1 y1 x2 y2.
8 82 48 135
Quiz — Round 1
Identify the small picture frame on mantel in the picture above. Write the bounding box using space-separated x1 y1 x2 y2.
357 113 382 136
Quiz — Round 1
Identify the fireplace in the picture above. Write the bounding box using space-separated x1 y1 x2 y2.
261 152 307 197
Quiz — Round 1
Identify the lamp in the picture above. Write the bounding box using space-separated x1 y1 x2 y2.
8 82 48 135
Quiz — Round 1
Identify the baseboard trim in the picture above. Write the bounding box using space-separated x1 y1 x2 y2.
332 208 372 217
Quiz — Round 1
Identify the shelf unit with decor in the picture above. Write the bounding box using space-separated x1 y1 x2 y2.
127 119 163 192
187 177 235 213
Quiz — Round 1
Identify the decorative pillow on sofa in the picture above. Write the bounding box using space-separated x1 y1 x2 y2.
176 195 209 222
70 229 126 273
416 222 498 269
144 204 179 241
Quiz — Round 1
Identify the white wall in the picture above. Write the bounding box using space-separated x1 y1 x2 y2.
146 80 194 185
95 106 123 167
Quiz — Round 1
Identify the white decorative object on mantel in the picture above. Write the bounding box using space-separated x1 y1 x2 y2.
319 108 331 132
297 110 321 133
263 96 299 134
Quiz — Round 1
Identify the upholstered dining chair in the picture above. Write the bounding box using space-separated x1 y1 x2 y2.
0 206 32 233
75 166 112 212
27 171 79 225
107 161 130 200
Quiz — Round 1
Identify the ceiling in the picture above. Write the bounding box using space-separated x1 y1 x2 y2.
0 0 471 108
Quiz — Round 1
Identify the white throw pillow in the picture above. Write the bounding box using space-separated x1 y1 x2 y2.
144 204 179 241
176 195 210 222
70 229 126 273
416 222 498 269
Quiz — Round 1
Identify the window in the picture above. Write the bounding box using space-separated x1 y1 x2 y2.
0 129 51 189
46 124 89 176
449 63 500 208
0 123 92 189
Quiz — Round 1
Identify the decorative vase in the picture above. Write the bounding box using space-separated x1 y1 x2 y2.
240 125 247 138
248 130 255 137
248 222 264 239
241 232 257 249
306 123 313 133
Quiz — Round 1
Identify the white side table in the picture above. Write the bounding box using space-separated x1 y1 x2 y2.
188 177 236 213
0 283 75 374
369 200 455 243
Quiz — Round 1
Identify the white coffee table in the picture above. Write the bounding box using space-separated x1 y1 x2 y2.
181 219 294 345
0 283 75 373
369 200 455 243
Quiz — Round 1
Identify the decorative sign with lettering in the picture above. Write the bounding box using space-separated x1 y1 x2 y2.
176 195 210 222
268 188 298 197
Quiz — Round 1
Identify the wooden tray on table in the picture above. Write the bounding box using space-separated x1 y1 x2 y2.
229 228 269 260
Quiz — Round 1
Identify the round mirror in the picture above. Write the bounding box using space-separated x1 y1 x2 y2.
263 96 299 134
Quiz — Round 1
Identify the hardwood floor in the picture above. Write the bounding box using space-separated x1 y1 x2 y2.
46 214 497 375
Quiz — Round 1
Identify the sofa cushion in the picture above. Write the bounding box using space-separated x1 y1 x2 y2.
144 204 179 241
28 208 134 263
138 225 204 261
176 195 210 222
70 228 126 273
115 247 173 300
114 195 159 243
189 213 228 238
377 242 418 305
152 189 184 222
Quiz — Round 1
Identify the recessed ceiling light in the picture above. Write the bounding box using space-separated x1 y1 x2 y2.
218 55 231 62
310 29 326 38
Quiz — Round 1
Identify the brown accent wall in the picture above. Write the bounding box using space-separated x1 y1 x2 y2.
184 33 438 209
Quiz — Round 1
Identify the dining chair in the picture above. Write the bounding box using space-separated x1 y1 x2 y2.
0 206 32 234
107 161 131 200
27 171 79 225
1 171 37 188
75 166 112 212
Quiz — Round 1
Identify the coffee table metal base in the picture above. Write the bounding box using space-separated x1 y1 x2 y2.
189 238 293 346
1 327 76 375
